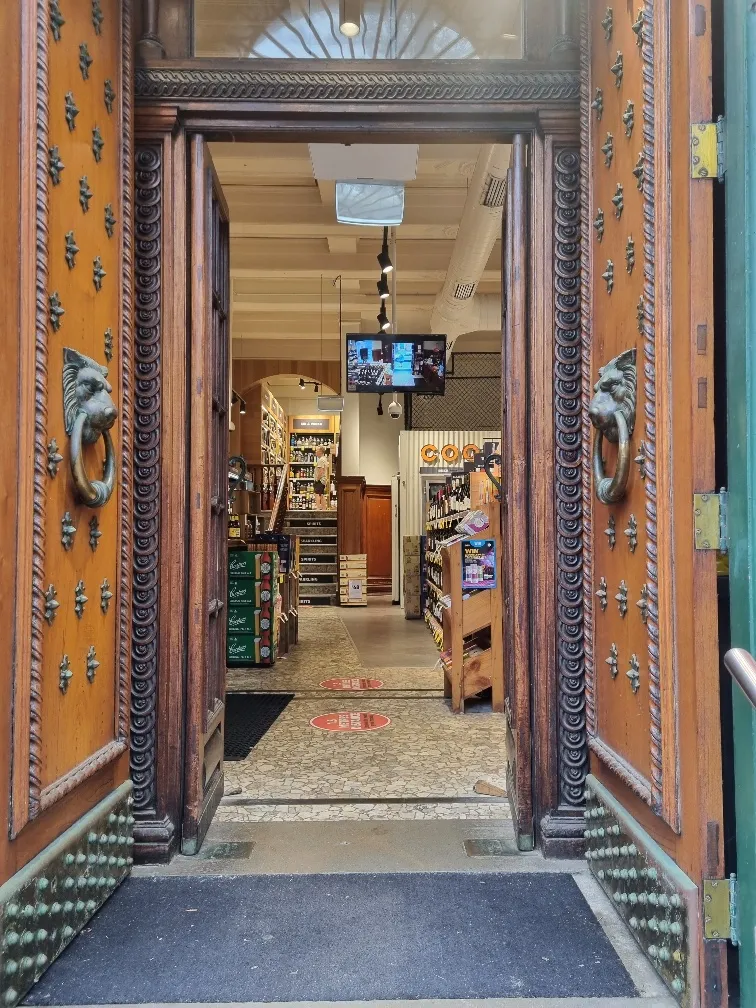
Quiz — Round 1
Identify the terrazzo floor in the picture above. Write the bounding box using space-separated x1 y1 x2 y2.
219 606 511 822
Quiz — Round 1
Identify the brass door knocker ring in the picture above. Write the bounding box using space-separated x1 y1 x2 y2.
63 348 118 508
592 411 631 505
588 348 637 506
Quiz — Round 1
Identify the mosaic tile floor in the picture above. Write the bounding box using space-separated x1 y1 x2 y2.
220 608 511 822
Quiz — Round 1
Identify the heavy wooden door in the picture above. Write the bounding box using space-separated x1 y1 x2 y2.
501 134 534 851
182 139 230 854
365 485 392 594
0 0 133 1002
583 2 724 1004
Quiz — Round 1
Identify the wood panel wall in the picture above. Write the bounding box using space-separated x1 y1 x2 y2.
233 358 341 395
365 485 392 594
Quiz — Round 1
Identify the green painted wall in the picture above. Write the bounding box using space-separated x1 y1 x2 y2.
725 0 756 998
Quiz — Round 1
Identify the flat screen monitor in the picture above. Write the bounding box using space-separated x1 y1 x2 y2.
345 335 446 395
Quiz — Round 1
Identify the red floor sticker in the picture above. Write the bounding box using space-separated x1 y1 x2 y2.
319 678 385 691
310 712 391 732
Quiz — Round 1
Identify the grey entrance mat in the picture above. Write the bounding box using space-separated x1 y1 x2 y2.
25 872 636 1004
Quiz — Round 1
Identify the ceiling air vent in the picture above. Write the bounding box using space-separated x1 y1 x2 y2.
453 282 477 301
481 174 507 208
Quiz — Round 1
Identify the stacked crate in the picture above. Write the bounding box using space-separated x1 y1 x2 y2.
227 550 279 667
339 554 367 607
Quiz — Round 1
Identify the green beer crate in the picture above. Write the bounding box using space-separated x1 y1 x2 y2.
228 551 262 578
228 578 261 606
227 633 261 666
227 605 261 635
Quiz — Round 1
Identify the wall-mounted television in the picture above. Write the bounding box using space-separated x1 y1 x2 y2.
345 335 446 395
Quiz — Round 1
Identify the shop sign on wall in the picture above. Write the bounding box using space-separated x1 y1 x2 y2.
293 417 332 431
462 539 497 590
420 442 480 465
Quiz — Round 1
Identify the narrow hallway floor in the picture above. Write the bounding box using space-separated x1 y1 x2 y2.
220 602 510 821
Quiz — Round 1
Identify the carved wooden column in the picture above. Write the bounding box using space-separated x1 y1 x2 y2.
551 0 579 60
527 110 587 859
132 109 186 861
136 0 165 61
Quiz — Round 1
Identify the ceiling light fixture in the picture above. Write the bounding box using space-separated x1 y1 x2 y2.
377 226 393 274
377 276 390 300
377 305 391 332
339 0 361 37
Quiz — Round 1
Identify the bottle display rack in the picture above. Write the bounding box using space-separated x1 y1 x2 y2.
288 431 337 511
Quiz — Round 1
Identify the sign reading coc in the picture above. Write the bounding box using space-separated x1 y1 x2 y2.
420 443 480 465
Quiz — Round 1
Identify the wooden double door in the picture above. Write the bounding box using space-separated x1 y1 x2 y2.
0 1 731 1005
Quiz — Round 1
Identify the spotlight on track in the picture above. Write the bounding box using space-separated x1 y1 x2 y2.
339 0 361 37
239 398 247 415
377 306 391 332
377 226 393 274
377 276 390 300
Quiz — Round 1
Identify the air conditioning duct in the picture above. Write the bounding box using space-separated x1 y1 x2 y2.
429 144 510 350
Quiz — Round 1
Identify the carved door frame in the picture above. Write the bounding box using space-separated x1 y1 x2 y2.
131 67 587 860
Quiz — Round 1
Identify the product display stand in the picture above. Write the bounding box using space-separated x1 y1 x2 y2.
440 541 504 714
429 469 504 713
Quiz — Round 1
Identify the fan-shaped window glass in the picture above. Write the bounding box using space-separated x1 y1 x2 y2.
194 0 524 60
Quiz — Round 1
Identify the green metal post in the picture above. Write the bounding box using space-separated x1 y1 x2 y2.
726 0 756 999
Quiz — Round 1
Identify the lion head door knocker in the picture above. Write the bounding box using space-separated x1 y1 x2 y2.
588 348 637 505
62 348 118 507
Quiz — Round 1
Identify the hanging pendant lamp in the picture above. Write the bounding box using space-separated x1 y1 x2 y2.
339 0 361 37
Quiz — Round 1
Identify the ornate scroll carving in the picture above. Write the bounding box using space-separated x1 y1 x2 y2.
579 0 596 740
29 0 52 819
640 0 662 816
131 143 162 815
134 66 580 104
554 147 588 809
118 0 134 754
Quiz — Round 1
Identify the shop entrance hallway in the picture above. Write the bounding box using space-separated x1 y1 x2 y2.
219 601 511 822
25 604 674 1006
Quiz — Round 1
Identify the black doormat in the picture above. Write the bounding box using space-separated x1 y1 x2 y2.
25 873 636 1004
223 692 293 761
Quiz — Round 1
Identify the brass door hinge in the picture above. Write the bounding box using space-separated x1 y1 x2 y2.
703 875 739 945
691 118 725 181
694 489 728 552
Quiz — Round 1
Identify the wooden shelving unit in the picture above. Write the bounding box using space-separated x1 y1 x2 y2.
239 381 287 466
433 470 505 714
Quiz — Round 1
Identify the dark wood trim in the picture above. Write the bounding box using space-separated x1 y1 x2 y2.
502 134 534 850
134 60 579 110
133 76 583 859
540 140 588 857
